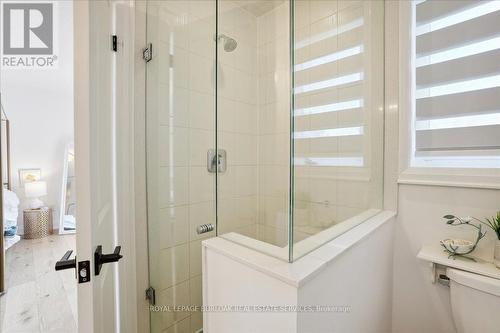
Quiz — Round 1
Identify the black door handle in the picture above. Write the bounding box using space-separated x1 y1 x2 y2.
55 250 76 271
94 245 123 276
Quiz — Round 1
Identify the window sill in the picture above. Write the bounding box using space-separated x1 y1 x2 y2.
398 168 500 190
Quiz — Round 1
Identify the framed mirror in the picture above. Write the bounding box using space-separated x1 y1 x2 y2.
59 142 76 234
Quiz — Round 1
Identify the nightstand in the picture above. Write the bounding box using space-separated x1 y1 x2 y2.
23 207 52 239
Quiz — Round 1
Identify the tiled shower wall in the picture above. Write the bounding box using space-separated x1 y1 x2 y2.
218 0 291 247
147 2 290 330
217 1 260 238
146 1 217 332
255 2 291 247
146 1 275 332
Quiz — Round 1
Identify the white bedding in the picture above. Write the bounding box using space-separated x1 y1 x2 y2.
3 188 19 231
64 214 76 230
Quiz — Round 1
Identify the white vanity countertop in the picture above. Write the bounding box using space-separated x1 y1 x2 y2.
203 210 396 287
418 245 500 280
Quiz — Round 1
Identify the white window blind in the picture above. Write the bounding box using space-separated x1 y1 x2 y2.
413 0 500 168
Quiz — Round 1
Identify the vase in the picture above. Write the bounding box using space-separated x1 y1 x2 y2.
494 240 500 269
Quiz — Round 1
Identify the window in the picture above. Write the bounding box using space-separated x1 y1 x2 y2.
412 0 500 168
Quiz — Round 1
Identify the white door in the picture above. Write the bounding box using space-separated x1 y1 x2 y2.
73 1 136 332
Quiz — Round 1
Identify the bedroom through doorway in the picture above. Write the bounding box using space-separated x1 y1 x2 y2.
0 1 77 332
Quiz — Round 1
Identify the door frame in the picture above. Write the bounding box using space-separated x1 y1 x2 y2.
74 1 140 332
73 2 93 330
132 1 151 332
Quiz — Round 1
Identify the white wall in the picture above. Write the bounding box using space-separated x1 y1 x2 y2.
0 1 74 233
392 185 500 333
387 2 500 332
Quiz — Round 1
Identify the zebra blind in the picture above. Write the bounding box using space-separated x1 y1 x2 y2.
413 0 500 168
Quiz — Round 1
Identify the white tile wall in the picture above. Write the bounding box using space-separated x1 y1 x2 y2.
146 2 216 332
217 1 262 243
254 1 291 247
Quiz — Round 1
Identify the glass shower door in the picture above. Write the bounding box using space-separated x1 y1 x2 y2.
145 0 385 330
215 0 292 260
145 1 216 332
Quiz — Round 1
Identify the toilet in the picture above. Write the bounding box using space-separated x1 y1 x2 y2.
447 268 500 333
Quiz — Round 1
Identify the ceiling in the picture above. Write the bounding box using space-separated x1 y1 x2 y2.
232 0 285 17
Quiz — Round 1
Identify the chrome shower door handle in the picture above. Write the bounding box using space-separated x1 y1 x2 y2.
197 223 215 234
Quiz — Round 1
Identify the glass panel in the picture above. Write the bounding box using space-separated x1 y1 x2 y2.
145 1 216 332
216 0 291 260
292 0 385 259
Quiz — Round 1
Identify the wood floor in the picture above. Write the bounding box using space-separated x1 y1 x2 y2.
0 234 77 333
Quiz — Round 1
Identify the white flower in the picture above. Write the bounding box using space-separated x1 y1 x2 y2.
462 216 472 223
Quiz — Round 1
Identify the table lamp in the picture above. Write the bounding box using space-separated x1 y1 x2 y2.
25 181 47 209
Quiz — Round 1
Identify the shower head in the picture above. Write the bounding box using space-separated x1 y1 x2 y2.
217 34 238 52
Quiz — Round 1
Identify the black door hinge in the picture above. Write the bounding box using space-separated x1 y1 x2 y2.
112 35 118 52
143 43 152 62
146 286 156 306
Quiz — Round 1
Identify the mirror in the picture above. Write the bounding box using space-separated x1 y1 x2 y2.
59 143 76 234
1 117 10 189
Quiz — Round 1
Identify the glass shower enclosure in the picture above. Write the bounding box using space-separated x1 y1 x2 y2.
145 0 384 331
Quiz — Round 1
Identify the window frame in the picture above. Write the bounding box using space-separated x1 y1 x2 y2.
397 1 500 189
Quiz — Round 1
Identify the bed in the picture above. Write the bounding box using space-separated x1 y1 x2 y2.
3 188 20 250
1 102 19 250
